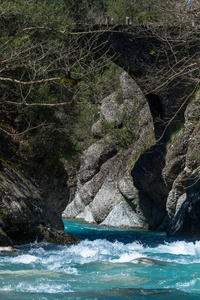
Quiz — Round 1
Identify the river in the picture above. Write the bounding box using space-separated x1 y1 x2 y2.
0 219 200 299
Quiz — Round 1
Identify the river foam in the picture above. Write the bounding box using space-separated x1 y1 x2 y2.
0 219 200 299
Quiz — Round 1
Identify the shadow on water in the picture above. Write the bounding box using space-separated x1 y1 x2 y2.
0 288 198 300
63 219 186 247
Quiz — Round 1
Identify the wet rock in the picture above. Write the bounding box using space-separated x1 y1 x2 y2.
0 228 13 247
37 225 81 245
63 151 119 220
167 170 200 239
0 246 17 252
76 205 95 223
161 96 200 235
165 168 191 219
131 257 174 266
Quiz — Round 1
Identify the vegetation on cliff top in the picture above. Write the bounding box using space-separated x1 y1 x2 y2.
0 0 199 179
0 0 120 177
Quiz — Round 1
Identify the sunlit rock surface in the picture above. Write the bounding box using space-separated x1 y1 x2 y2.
63 72 200 237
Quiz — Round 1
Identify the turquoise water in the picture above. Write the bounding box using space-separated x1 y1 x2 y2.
0 219 200 299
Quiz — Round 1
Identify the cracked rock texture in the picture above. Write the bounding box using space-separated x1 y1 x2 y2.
63 72 155 229
63 72 200 238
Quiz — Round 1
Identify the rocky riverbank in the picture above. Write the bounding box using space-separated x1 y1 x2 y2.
0 160 81 246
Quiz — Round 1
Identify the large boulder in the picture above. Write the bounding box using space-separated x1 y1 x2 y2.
0 160 80 245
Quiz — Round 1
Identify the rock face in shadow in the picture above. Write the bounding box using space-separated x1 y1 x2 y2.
163 96 200 236
0 161 80 246
167 171 200 239
131 86 200 235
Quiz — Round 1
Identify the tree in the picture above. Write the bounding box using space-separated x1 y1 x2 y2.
0 0 109 105
1 0 199 174
0 0 115 174
106 0 184 24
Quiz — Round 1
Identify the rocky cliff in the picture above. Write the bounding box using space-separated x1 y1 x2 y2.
63 72 200 238
1 70 199 243
63 72 155 228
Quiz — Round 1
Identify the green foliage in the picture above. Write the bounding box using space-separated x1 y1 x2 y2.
131 156 139 166
0 0 103 177
101 121 136 149
0 0 123 178
106 0 185 24
150 50 156 56
80 62 122 104
89 0 108 11
72 103 98 146
2 0 190 180
71 62 122 150
16 106 78 176
167 123 185 150
101 100 139 150
115 89 124 104
0 0 73 36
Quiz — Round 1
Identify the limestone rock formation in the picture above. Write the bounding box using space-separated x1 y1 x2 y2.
63 72 155 228
63 71 200 238
165 97 200 237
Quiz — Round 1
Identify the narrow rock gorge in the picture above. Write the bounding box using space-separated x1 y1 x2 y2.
63 72 200 238
1 70 199 246
1 0 200 248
